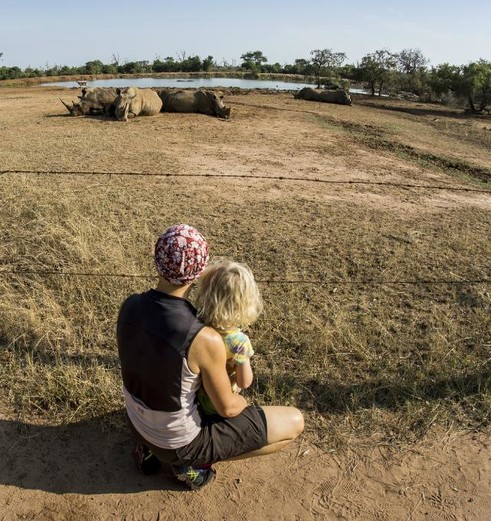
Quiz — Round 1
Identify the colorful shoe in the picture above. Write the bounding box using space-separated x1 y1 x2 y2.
171 464 216 490
132 439 161 475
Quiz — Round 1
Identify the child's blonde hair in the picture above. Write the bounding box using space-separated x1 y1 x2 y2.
195 260 263 330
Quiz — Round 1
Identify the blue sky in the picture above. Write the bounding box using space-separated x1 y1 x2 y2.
2 1 490 69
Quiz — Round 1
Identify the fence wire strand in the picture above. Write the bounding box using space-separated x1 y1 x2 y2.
1 170 489 287
0 268 489 286
1 169 490 193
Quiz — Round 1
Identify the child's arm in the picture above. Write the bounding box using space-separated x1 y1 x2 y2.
228 330 254 390
235 358 253 389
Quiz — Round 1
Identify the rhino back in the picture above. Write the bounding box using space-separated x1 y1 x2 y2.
163 90 229 117
84 88 118 104
137 89 163 115
163 90 200 113
294 87 316 100
295 87 351 105
318 89 352 105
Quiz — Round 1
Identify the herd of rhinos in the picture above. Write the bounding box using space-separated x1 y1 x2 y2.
60 87 352 121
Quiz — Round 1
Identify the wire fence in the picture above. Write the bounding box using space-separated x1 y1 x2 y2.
1 169 489 287
1 169 490 193
0 268 489 286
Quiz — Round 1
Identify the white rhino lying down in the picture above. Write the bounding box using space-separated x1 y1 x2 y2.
294 87 352 106
158 89 231 119
61 87 118 116
113 87 163 121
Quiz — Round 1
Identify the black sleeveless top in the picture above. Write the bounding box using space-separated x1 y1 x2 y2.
117 289 204 412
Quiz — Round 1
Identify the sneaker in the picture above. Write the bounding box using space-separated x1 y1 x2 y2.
171 464 216 490
132 439 161 475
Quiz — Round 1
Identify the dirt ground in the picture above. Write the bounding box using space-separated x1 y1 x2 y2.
0 85 490 520
1 410 490 521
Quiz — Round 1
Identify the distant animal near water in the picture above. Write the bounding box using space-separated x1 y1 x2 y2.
158 89 231 119
294 87 352 106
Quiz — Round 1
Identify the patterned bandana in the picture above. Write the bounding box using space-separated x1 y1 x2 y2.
154 224 209 285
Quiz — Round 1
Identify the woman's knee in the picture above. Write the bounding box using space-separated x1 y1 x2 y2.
262 406 304 441
291 407 305 437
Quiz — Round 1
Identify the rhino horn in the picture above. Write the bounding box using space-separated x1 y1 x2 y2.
60 99 74 113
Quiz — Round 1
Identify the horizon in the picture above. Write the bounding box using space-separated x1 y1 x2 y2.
2 1 490 70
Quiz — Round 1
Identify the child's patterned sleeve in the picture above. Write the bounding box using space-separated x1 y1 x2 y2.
226 331 254 365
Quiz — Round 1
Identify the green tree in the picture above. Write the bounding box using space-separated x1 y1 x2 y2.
102 63 118 74
119 60 151 74
294 58 312 75
180 55 202 72
309 49 346 88
455 60 491 112
83 60 104 75
153 56 180 73
427 61 491 111
427 63 460 98
202 55 215 72
397 48 428 75
397 48 429 94
283 58 313 75
262 62 282 73
359 49 398 96
240 50 268 71
0 66 25 80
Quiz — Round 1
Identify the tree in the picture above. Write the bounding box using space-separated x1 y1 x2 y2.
294 58 311 74
180 55 202 72
427 60 491 112
309 49 346 88
83 60 104 75
102 63 118 74
359 49 398 96
397 48 428 75
427 63 460 98
240 50 267 71
119 60 151 74
455 60 491 112
202 55 215 72
283 58 312 75
396 48 429 94
262 62 282 73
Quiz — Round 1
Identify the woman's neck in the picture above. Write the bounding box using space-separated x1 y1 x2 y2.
156 277 192 298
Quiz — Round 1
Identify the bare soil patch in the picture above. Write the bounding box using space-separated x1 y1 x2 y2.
0 86 490 520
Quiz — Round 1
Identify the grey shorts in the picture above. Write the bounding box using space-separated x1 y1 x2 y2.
130 405 268 467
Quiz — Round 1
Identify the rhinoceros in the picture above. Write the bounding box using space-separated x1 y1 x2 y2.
113 87 163 121
61 87 118 116
159 89 231 119
294 87 352 106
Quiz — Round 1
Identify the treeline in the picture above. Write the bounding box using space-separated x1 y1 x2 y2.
1 48 490 112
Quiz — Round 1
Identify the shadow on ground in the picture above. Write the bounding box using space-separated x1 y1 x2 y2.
255 368 491 415
0 409 183 494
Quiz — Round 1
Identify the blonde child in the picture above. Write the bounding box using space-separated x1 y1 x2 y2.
194 260 263 415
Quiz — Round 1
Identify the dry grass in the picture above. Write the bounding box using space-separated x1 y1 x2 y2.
0 87 490 451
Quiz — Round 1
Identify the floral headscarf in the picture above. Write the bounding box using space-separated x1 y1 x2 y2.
154 224 209 285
